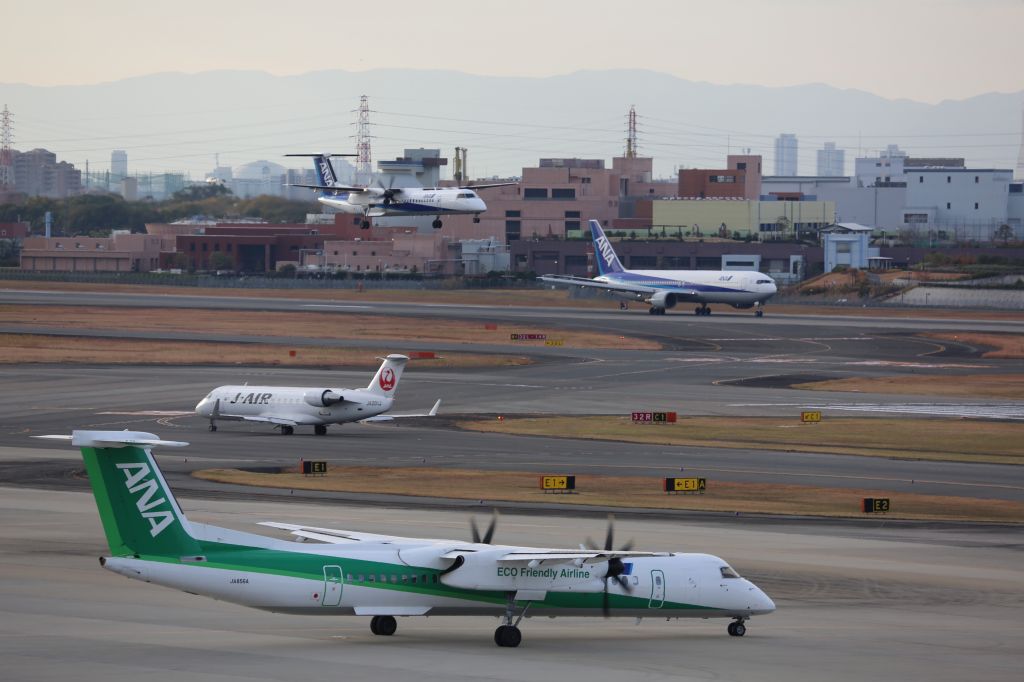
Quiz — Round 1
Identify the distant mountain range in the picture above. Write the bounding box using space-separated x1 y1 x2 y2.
1 69 1021 181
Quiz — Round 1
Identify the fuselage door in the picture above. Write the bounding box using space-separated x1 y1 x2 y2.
649 569 665 608
322 564 344 606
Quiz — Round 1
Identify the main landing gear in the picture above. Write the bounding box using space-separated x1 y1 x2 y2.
648 307 666 315
694 304 711 316
432 218 443 229
494 592 531 647
370 615 397 636
472 214 481 223
727 618 747 637
314 425 328 436
360 218 371 229
278 425 294 436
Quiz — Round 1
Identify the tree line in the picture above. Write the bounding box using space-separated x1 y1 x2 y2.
0 185 319 236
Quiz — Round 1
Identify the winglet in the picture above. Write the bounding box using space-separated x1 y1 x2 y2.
428 398 442 417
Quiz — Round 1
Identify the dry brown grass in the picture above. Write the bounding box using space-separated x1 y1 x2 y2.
0 333 530 368
922 332 1024 359
0 305 658 351
459 415 1024 465
193 465 1024 523
793 373 1024 399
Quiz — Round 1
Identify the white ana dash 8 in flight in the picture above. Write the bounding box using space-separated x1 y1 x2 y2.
194 354 440 435
540 220 778 317
37 430 776 648
286 153 516 229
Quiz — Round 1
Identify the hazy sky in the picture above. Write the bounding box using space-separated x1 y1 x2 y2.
5 0 1022 103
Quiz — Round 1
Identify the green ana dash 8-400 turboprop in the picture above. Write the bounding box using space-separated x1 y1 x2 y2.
38 430 776 648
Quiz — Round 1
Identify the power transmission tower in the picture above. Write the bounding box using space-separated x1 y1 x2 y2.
353 95 372 185
625 104 638 159
0 105 13 191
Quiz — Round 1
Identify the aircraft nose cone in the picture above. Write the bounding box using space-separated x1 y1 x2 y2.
753 588 776 614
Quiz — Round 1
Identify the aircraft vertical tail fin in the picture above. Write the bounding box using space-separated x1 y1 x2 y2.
36 432 201 558
589 220 626 275
365 354 409 397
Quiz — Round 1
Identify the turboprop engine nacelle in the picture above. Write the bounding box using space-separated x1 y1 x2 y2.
649 291 678 309
440 551 607 593
303 389 344 407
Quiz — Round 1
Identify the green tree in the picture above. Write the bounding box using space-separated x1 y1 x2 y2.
995 223 1014 245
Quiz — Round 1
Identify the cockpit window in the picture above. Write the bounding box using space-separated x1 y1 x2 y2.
720 566 740 579
756 279 773 284
457 192 475 199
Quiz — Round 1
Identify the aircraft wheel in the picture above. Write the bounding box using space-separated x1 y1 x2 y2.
360 219 370 229
755 310 764 318
473 215 481 223
648 307 656 315
314 425 327 436
694 306 702 316
494 624 522 647
728 621 746 637
432 218 443 229
372 615 397 636
209 424 217 432
281 426 294 436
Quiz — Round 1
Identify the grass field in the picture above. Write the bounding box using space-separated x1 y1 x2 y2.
458 415 1024 465
193 465 1024 523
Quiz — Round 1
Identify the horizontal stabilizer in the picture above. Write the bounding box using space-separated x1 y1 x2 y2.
35 431 189 449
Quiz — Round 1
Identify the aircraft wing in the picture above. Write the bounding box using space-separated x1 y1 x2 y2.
495 549 668 565
360 399 441 422
214 413 309 427
288 183 367 193
258 521 444 545
539 275 704 300
539 274 655 296
460 182 518 190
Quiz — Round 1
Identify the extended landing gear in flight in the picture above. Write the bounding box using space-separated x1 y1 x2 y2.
370 615 397 636
694 304 711 316
314 425 327 436
727 618 747 637
494 592 531 647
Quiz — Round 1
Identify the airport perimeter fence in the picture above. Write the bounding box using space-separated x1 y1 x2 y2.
0 270 545 291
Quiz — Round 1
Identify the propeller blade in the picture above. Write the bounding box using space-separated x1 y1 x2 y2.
602 584 611 618
604 515 615 551
482 510 498 544
470 517 481 544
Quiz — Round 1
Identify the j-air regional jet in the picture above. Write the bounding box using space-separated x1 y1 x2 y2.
194 354 440 435
39 430 776 647
540 220 778 316
286 153 515 229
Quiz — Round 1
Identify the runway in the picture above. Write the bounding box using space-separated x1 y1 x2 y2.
1 485 1020 682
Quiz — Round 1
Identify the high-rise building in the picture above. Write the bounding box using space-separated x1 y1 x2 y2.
816 142 845 177
111 149 127 182
774 134 798 176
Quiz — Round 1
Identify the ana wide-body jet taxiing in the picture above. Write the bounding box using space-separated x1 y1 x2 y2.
39 430 776 648
540 220 778 316
194 354 439 435
287 153 515 229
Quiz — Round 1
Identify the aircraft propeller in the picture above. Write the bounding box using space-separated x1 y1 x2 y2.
585 515 634 617
377 177 401 206
470 510 499 544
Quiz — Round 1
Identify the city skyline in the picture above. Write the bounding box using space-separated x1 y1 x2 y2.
3 0 1022 104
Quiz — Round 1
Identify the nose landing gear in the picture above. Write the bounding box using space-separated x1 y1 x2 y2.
727 618 747 636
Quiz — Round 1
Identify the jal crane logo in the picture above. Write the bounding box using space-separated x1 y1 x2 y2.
379 368 396 392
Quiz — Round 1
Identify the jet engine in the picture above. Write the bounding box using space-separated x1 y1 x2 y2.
303 389 344 407
648 291 678 309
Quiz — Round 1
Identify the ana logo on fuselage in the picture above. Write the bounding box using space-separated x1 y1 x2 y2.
115 461 174 537
379 368 396 391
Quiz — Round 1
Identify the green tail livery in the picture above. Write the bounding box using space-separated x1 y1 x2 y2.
41 430 775 648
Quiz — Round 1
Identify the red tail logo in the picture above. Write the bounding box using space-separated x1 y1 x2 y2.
379 367 396 391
